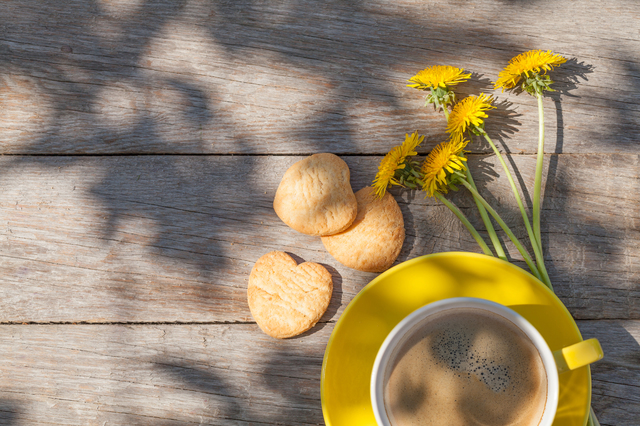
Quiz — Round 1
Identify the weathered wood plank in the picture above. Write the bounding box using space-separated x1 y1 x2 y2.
1 0 638 154
0 324 329 425
0 154 637 322
0 2 637 424
579 320 640 426
0 320 636 425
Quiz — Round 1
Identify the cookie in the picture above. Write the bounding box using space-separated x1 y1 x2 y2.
273 153 357 236
248 251 333 339
321 186 405 273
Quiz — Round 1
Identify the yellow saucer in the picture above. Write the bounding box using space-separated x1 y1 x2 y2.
321 252 590 426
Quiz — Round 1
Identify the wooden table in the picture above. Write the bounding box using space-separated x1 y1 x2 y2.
1 0 638 424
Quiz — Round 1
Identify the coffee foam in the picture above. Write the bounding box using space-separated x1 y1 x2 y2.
431 328 511 393
383 308 548 426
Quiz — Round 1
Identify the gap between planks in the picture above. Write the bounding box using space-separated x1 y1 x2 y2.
0 320 336 325
0 152 625 157
0 318 624 324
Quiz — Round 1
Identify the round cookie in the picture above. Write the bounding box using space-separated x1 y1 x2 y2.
248 251 333 339
273 153 357 236
321 186 405 273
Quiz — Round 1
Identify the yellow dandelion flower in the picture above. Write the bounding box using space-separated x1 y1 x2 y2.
446 94 495 136
373 131 425 198
407 66 471 90
495 50 566 91
421 136 469 198
399 130 424 158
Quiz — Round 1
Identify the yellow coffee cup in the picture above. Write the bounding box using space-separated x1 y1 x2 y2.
371 298 603 426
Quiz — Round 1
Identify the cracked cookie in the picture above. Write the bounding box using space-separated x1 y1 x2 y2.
248 251 333 338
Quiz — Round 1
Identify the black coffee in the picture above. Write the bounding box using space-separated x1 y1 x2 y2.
384 308 548 426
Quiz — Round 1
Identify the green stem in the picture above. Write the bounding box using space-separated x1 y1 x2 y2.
479 131 552 288
435 192 493 257
439 103 505 260
456 177 543 282
588 407 600 426
465 164 507 261
533 92 545 253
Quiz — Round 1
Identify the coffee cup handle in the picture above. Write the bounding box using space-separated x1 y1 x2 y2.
552 338 603 374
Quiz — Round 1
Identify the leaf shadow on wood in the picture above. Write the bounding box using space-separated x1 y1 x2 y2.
151 347 325 425
0 0 273 319
0 400 20 425
541 158 631 319
261 349 325 425
578 321 640 425
0 0 633 324
0 1 616 305
165 78 216 130
152 360 245 423
0 4 636 424
203 0 557 155
539 58 631 318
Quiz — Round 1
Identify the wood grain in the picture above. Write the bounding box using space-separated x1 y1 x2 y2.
0 321 636 426
579 320 640 426
0 154 637 322
1 0 638 155
0 324 329 425
1 0 638 424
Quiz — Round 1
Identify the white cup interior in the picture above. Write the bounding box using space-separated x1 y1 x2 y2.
370 297 559 426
